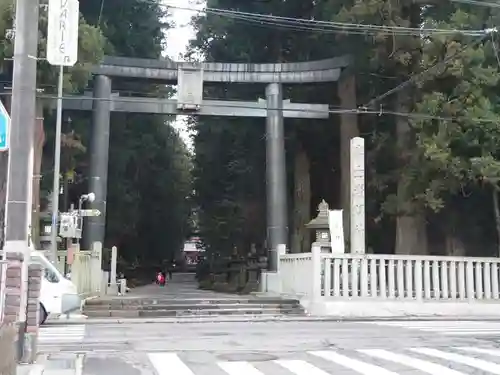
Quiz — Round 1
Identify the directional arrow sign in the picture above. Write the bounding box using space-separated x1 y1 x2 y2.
0 100 10 152
80 209 101 217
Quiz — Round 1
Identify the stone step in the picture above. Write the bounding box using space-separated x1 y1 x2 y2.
84 302 299 311
84 306 304 318
85 297 300 306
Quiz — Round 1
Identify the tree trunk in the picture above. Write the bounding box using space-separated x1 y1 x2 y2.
445 233 466 257
493 186 500 257
291 145 310 253
394 91 428 255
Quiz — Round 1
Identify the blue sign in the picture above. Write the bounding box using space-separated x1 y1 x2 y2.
0 101 9 152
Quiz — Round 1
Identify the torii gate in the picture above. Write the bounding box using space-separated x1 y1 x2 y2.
57 55 356 273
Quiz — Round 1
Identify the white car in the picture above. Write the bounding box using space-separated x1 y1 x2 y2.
30 251 81 325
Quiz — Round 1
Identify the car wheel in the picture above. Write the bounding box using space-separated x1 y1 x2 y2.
39 303 48 325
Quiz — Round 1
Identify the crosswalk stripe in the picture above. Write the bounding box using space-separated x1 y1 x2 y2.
217 361 264 375
39 325 85 342
143 348 500 375
359 349 465 375
309 350 399 375
366 321 500 327
457 347 500 357
275 360 329 375
148 353 195 375
362 321 500 335
410 347 500 374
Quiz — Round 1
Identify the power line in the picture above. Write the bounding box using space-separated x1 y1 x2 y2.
159 3 487 36
0 92 496 124
362 31 494 108
450 0 500 8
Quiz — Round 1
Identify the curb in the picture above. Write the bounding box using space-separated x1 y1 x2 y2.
44 315 500 325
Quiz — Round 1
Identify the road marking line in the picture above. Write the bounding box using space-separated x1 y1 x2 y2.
309 350 399 375
359 349 465 375
148 353 195 375
75 354 85 375
410 348 500 374
27 364 44 375
456 347 500 357
218 361 265 375
275 359 330 375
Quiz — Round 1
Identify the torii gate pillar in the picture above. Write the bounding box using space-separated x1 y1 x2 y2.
265 83 287 272
83 75 112 249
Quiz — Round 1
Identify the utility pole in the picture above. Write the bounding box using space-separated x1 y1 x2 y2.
3 0 40 361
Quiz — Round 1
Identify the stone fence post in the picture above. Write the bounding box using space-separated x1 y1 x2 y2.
3 252 23 324
22 263 42 363
0 252 24 374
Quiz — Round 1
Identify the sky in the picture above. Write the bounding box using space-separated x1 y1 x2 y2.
163 0 205 151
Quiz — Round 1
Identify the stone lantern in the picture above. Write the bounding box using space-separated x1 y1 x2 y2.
306 199 331 251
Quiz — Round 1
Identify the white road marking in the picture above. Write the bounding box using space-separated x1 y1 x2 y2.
411 347 500 374
38 324 85 342
75 353 85 375
147 353 195 375
359 348 465 375
218 361 265 375
363 321 500 335
457 347 500 357
275 359 330 375
309 350 399 375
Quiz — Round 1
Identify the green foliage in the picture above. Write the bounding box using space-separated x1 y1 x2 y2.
192 0 500 255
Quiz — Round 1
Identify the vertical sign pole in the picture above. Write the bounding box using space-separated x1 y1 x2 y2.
350 137 365 254
50 65 63 263
4 0 40 361
47 0 79 261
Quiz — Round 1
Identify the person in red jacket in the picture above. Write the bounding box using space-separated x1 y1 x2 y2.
156 271 166 286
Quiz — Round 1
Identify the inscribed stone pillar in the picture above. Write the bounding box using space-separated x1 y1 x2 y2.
338 75 359 249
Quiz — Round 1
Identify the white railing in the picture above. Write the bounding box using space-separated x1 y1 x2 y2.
279 244 500 302
71 251 102 298
55 245 122 298
280 253 313 296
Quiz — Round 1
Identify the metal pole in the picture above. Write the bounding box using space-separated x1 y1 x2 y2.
265 83 288 272
3 0 40 361
77 197 82 246
50 65 64 263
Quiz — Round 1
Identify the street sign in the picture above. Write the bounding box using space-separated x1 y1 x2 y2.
79 209 101 217
47 0 80 66
0 100 10 152
59 212 80 238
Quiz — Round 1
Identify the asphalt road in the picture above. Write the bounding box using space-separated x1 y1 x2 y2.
35 319 500 375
